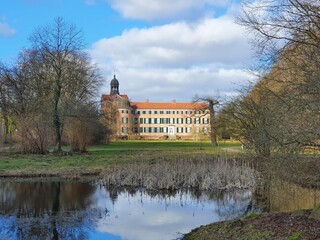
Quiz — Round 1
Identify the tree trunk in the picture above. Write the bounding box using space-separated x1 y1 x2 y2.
53 79 62 154
209 102 218 146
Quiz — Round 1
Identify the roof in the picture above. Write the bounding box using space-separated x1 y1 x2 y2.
101 94 129 101
131 101 207 110
110 75 119 85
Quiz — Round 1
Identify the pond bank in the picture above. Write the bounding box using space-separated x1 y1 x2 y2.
0 140 243 179
184 209 320 240
183 154 320 239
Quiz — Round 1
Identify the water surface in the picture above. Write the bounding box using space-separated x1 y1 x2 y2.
0 181 255 240
1 178 319 240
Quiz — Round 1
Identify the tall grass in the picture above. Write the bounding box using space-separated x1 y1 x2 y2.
100 158 257 191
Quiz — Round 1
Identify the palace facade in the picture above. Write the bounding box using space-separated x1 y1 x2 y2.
101 75 210 140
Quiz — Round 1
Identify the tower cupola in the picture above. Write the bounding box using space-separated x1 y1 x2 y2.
110 75 119 95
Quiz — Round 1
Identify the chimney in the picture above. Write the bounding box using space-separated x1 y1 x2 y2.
145 99 149 103
172 99 176 103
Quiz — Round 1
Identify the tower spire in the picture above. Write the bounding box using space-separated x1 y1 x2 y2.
110 74 119 95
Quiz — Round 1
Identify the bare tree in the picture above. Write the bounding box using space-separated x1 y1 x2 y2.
100 97 119 142
0 18 102 154
28 17 102 153
238 0 320 66
234 0 320 156
193 95 220 146
65 102 103 152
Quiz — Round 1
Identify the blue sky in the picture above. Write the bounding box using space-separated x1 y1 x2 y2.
0 0 255 102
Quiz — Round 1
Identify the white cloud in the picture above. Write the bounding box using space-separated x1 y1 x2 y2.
108 0 228 21
90 14 254 102
90 16 251 69
98 67 254 102
0 22 16 37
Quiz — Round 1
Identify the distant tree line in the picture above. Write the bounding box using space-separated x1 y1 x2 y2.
0 17 105 154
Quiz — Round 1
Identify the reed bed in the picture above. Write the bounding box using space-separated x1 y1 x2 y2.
100 158 257 191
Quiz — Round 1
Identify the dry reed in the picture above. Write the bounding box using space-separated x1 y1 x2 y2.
100 158 257 191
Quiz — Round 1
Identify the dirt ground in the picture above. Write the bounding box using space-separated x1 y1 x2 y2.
184 209 320 240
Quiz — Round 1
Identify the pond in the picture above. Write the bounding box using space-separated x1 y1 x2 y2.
0 179 319 240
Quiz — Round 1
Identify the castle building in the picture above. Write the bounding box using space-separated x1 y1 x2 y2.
101 75 210 140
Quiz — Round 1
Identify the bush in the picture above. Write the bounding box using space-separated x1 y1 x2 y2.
15 114 53 154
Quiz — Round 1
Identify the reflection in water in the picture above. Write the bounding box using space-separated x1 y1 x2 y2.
0 181 96 240
265 179 320 212
96 186 257 240
0 181 257 240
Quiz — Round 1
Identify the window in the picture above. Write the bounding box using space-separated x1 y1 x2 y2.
186 118 191 124
144 118 147 124
144 118 151 124
160 111 164 114
177 127 183 133
122 127 127 133
177 118 184 124
186 127 191 133
140 127 143 133
142 111 146 114
166 111 171 114
140 118 143 124
172 111 175 114
137 111 140 114
204 127 209 133
195 110 200 114
170 118 175 124
148 110 152 114
133 127 138 133
194 118 200 124
134 118 138 124
154 111 158 114
203 118 209 124
122 118 128 124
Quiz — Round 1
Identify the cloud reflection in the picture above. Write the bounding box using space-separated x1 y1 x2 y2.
93 188 253 240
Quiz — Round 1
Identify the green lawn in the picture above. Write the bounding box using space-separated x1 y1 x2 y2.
0 140 243 178
88 140 241 152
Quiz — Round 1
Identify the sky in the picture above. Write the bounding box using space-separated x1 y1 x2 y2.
0 0 256 102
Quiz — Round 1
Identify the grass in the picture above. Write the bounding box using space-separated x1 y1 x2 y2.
0 140 243 178
287 232 302 240
243 212 262 220
88 140 241 152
